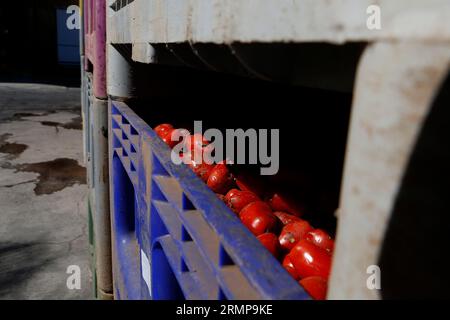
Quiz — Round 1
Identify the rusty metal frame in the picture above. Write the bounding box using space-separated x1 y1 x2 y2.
89 96 114 300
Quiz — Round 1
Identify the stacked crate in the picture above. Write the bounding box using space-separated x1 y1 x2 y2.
82 0 113 300
104 0 450 300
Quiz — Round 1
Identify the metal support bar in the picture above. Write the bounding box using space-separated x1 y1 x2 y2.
328 41 450 299
90 97 114 299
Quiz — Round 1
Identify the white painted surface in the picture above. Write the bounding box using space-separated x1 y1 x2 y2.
328 41 450 300
107 0 450 45
141 249 151 294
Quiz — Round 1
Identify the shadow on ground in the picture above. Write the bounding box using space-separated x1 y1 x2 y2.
0 242 58 297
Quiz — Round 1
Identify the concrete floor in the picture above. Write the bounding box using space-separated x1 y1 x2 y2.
0 83 91 299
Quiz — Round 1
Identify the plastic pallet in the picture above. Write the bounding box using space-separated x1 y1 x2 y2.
84 0 107 99
109 101 310 300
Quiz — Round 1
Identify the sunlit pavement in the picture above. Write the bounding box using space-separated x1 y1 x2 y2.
0 83 91 299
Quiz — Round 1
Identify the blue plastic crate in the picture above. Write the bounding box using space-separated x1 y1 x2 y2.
109 100 310 300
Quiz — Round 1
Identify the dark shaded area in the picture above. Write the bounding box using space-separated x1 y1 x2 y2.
41 116 82 131
0 132 28 160
0 242 57 298
11 110 81 122
0 0 80 86
110 0 135 12
120 51 359 235
41 121 62 131
0 133 13 144
379 72 450 299
60 116 82 130
17 158 86 195
12 113 41 119
0 143 28 159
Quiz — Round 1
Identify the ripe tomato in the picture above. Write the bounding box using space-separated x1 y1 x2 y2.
207 163 234 194
290 239 332 280
186 133 212 155
234 173 266 198
187 157 214 182
273 211 302 226
239 201 277 236
216 193 226 202
154 123 174 138
225 189 259 214
282 254 300 280
279 220 313 252
257 233 279 258
268 193 304 217
239 201 272 219
225 189 240 200
305 229 334 253
185 133 210 152
160 128 189 149
161 129 178 148
299 276 328 300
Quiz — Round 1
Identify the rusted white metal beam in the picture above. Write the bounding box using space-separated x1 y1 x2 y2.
328 41 450 300
107 0 450 46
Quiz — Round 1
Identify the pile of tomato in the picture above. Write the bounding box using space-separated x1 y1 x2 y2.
155 123 334 300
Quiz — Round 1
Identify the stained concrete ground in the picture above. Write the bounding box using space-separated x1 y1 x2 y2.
0 83 92 299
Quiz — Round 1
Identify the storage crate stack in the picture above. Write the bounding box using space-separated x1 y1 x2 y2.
104 0 450 300
82 0 113 300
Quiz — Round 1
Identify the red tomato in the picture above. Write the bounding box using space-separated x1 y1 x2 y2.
282 254 300 280
187 157 214 182
239 201 272 219
257 233 279 258
234 173 266 198
185 133 210 151
183 133 216 165
273 211 302 226
225 189 240 200
268 193 304 217
185 133 214 159
225 189 259 214
299 277 328 300
161 129 178 148
154 123 174 138
207 163 234 194
290 240 332 280
216 193 226 202
305 229 334 253
160 128 189 149
239 201 277 236
279 220 313 252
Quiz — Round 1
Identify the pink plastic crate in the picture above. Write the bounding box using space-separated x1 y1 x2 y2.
84 0 107 99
